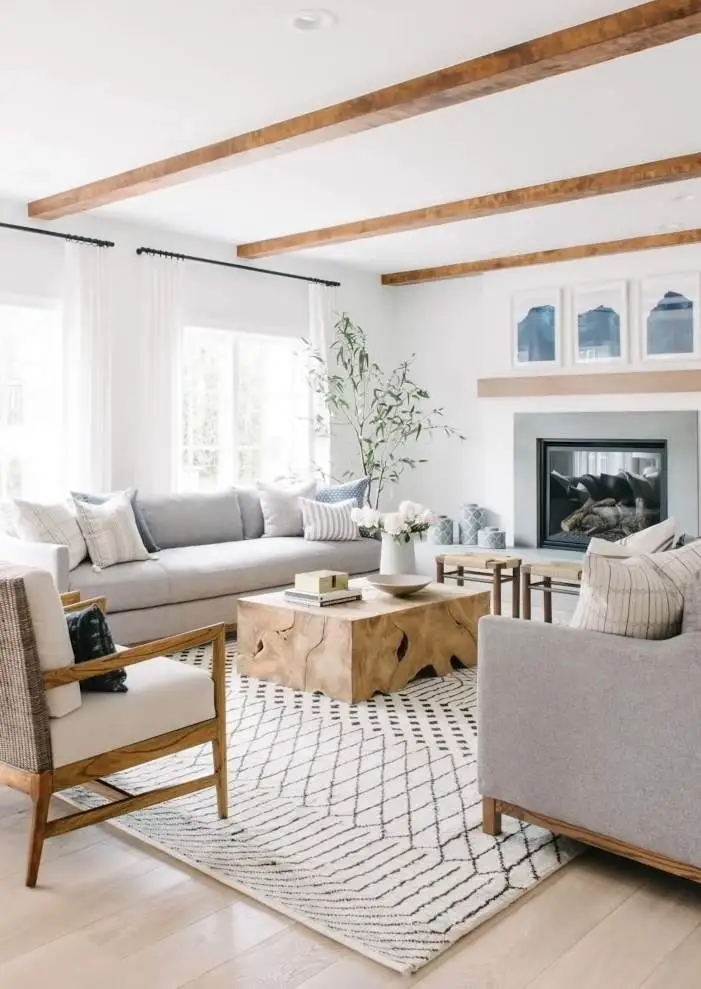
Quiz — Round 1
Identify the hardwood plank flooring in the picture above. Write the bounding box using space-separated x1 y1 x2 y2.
1 738 701 988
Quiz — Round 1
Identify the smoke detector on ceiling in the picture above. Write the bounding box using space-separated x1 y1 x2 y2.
290 8 337 31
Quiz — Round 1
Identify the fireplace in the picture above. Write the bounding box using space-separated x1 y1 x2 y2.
537 439 667 551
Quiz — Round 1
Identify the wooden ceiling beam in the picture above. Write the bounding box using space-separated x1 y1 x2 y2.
237 153 701 258
380 228 701 285
28 0 701 221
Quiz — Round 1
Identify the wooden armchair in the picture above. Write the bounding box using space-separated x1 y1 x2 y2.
1 566 227 887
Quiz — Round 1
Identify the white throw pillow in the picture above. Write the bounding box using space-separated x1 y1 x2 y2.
300 498 360 541
571 540 701 639
74 490 150 570
257 481 315 537
12 499 87 570
0 563 81 718
587 517 676 559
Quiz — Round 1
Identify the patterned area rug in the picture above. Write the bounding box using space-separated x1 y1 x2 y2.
62 642 580 974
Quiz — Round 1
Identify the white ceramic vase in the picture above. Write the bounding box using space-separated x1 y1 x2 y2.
380 532 417 574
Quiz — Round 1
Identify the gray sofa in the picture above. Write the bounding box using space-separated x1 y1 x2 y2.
0 489 380 643
478 615 701 879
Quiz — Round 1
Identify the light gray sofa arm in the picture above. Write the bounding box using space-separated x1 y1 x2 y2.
478 615 701 868
0 535 70 592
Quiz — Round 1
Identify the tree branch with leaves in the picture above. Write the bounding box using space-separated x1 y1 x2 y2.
306 313 465 509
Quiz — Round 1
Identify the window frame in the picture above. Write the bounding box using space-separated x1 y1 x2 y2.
180 323 311 491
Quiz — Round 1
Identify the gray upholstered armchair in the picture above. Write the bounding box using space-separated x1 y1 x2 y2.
0 563 228 887
478 614 701 884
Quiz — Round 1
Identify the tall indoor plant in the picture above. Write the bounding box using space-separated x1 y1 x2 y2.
307 313 465 508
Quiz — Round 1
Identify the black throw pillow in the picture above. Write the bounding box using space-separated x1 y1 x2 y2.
65 605 128 693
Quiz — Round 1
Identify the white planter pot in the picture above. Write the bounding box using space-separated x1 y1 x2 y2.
380 533 417 575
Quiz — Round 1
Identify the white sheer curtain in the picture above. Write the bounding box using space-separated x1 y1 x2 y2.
62 242 113 491
136 254 184 493
308 282 335 481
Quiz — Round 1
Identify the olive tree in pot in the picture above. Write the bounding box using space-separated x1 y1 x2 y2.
306 312 465 509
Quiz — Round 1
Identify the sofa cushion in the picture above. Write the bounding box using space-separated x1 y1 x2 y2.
300 497 359 541
67 537 381 612
586 517 676 559
72 489 160 553
137 491 243 549
65 605 127 693
12 499 87 570
49 657 214 767
234 487 265 540
258 481 316 537
571 541 701 640
316 476 370 508
74 491 150 570
68 558 171 613
155 537 381 605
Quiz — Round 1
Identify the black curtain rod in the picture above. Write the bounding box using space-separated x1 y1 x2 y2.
135 246 340 287
0 220 113 248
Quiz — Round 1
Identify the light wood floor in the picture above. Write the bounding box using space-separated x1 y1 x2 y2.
1 787 701 989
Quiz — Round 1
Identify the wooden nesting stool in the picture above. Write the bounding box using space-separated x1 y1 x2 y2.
521 560 584 623
436 553 522 618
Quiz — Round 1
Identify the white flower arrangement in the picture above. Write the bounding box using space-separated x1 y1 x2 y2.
351 501 438 543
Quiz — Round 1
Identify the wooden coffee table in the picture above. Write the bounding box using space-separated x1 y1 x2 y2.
236 579 490 702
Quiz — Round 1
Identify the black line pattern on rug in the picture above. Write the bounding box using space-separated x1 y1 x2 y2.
64 644 580 973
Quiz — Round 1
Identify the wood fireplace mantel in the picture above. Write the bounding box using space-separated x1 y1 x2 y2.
477 369 701 398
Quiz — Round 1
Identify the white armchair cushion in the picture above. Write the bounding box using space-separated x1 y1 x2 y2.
0 564 81 718
49 657 215 767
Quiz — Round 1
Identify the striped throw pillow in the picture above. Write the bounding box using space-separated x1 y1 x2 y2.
74 490 150 570
300 498 359 542
571 540 701 639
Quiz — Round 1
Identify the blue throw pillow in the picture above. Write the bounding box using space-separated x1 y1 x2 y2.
72 488 160 553
316 476 370 508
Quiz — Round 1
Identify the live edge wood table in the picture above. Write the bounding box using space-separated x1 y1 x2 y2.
436 553 522 618
236 579 490 702
521 560 584 623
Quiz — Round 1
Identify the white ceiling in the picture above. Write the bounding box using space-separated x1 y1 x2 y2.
0 0 699 272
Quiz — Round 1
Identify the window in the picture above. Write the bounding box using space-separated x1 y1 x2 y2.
181 327 311 491
0 303 63 500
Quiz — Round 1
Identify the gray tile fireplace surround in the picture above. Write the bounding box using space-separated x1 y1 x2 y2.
514 411 699 548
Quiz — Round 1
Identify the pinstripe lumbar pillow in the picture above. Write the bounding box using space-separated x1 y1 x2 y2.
300 497 360 542
74 490 150 570
571 540 701 639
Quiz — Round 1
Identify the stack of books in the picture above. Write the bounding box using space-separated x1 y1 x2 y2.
285 569 362 607
284 587 362 607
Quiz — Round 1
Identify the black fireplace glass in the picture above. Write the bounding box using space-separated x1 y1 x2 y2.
537 439 667 551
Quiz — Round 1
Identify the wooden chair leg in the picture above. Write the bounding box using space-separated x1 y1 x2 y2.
543 577 553 623
522 568 532 620
26 774 52 888
512 565 521 619
483 797 502 836
212 738 228 819
211 627 228 819
492 565 502 616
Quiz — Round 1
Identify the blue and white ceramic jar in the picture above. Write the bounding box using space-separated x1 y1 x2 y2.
477 526 506 550
459 503 485 545
428 516 454 545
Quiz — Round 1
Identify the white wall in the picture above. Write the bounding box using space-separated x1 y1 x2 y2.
0 196 392 491
391 243 701 537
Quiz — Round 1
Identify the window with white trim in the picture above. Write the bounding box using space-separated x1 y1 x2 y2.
0 302 63 500
180 327 311 491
